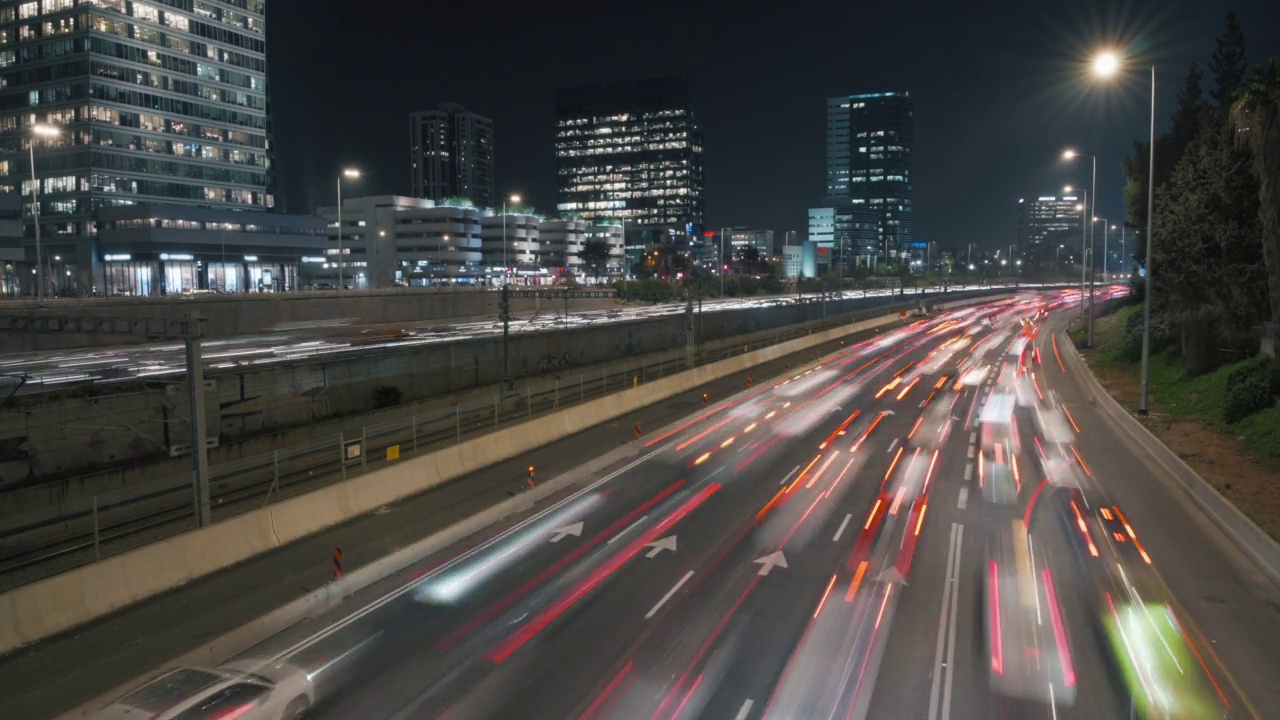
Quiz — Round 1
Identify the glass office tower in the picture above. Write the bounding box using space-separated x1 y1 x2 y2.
826 91 913 264
555 76 704 237
0 0 272 292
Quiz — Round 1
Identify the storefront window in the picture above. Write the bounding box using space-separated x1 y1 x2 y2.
162 261 196 294
105 261 154 296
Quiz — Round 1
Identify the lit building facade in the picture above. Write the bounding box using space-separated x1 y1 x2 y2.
318 195 485 289
96 203 324 296
537 218 584 277
409 103 493 209
0 0 273 291
0 192 22 295
808 204 880 270
554 76 704 234
715 226 773 257
479 210 539 278
826 92 913 262
1016 194 1083 262
584 222 625 278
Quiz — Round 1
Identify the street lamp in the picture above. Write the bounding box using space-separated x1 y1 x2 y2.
29 123 59 300
1094 217 1109 282
336 168 360 291
1091 49 1156 414
1063 148 1098 340
502 194 521 286
1112 224 1127 279
1066 186 1089 319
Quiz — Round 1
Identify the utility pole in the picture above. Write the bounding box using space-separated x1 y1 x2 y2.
499 284 512 390
684 290 695 368
183 311 211 527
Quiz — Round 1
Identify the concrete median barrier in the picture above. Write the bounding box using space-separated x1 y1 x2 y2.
0 305 971 656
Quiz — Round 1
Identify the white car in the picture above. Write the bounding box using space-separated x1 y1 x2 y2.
96 658 314 720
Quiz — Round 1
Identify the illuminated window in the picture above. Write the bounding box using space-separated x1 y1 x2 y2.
18 2 38 19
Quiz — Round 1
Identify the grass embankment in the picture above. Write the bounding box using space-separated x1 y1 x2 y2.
1071 305 1280 541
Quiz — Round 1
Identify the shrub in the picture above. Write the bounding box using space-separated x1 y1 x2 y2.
1222 355 1280 424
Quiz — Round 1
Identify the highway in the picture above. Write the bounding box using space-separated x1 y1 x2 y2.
0 284 1010 395
95 288 1278 719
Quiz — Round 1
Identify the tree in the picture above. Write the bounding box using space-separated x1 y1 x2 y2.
1152 121 1266 374
1231 58 1280 325
1122 63 1213 270
1171 63 1209 153
1210 11 1248 114
579 238 612 283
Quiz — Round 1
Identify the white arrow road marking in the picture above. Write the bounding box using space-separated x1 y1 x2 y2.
644 535 678 558
550 521 584 543
754 551 789 576
876 566 908 586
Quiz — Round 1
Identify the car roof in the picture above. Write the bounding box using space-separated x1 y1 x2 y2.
100 668 233 719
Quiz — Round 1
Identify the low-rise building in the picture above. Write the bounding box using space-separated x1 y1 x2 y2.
318 195 485 288
96 204 328 296
480 211 541 282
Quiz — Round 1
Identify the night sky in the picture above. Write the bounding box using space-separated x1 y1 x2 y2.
266 0 1280 253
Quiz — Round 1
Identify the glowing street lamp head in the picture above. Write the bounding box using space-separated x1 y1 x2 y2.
1062 150 1077 160
32 124 60 137
509 194 521 204
1075 204 1084 211
342 168 361 178
1063 185 1074 193
1093 51 1121 78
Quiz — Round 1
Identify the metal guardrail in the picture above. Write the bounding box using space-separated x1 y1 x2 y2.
0 284 1050 590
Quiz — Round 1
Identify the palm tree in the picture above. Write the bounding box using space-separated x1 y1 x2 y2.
1231 58 1280 324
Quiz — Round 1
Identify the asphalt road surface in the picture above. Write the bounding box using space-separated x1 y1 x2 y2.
89 289 1277 719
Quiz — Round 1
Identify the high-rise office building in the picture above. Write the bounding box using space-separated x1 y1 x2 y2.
826 92 913 263
1017 194 1083 262
409 103 494 209
0 0 273 291
554 76 704 237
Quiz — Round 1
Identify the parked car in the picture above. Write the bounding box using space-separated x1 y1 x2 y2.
95 658 314 720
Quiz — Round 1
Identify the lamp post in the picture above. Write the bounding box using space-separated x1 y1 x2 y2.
1065 186 1088 316
502 194 521 287
336 168 360 291
1091 51 1156 414
1063 150 1097 322
720 227 726 295
1095 218 1109 282
28 123 59 300
1113 224 1126 278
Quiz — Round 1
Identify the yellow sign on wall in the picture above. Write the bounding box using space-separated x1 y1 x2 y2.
386 444 400 461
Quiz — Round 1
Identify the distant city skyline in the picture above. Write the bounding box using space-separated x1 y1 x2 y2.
266 1 1279 256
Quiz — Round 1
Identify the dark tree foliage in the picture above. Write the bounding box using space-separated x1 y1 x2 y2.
1209 11 1249 113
